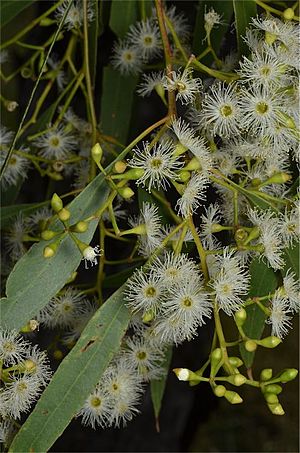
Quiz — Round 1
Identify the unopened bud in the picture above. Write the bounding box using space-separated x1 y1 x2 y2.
184 156 201 171
228 357 243 368
41 230 57 240
278 368 298 383
114 160 127 174
283 8 294 20
43 240 60 258
154 83 165 101
224 390 243 404
235 228 248 244
51 193 63 212
214 385 226 397
263 384 282 395
58 208 71 222
178 170 191 182
265 31 276 45
256 336 281 348
91 143 103 164
20 319 39 333
264 393 279 404
245 340 257 352
118 187 135 199
235 308 247 326
72 221 88 233
173 368 201 383
40 17 55 26
174 142 188 156
227 374 247 387
142 311 154 323
268 403 285 415
4 100 18 112
260 368 273 381
264 172 291 185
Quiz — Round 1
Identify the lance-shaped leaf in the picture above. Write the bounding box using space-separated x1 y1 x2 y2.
109 0 137 38
0 0 34 26
1 173 110 330
150 347 172 431
233 0 257 57
282 241 299 278
240 258 278 368
9 286 131 453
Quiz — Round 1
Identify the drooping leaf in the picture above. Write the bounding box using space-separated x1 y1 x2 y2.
109 0 137 38
233 0 257 57
0 201 49 229
9 286 130 453
240 258 278 368
150 347 172 429
0 0 34 27
100 67 138 145
1 173 110 330
282 241 299 279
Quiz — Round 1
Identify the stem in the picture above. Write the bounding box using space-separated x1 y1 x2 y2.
213 302 235 375
188 216 209 283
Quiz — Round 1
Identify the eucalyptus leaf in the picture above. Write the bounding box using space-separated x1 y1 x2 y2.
282 241 299 279
240 257 278 368
233 0 257 57
150 347 172 427
9 286 131 453
1 173 110 330
109 0 137 38
0 0 34 27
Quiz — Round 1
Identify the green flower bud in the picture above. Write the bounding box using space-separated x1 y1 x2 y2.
173 368 201 383
114 160 127 174
283 8 294 20
214 385 227 397
51 193 63 212
21 67 33 79
91 143 103 164
260 368 273 381
256 336 281 348
210 348 222 376
243 226 260 245
227 374 247 387
178 170 191 182
263 384 282 395
264 173 291 185
112 168 145 181
41 230 57 241
268 403 285 416
154 83 165 102
58 208 71 222
228 357 243 368
235 308 247 326
174 142 188 156
142 311 154 323
71 221 88 233
251 177 262 187
245 340 257 352
235 228 248 244
264 393 279 404
184 157 201 171
118 187 135 199
40 17 56 26
265 31 277 45
224 390 243 404
278 368 298 383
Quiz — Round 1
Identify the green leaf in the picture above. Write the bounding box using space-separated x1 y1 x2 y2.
109 0 137 38
9 286 130 453
282 241 299 279
240 258 278 368
103 265 140 288
150 347 172 427
1 173 110 330
192 1 233 61
0 201 49 229
0 0 34 26
88 0 99 88
100 67 138 144
233 0 257 57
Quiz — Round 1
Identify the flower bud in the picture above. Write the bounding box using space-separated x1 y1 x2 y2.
264 393 279 404
214 385 226 397
40 17 56 26
178 170 191 182
210 348 222 376
264 173 291 185
114 161 127 174
4 100 18 112
228 357 243 368
41 230 57 240
20 319 39 333
283 8 294 20
154 83 165 101
235 228 248 244
265 31 276 45
227 374 247 387
112 168 145 180
263 384 282 395
278 368 298 383
51 193 63 212
234 308 247 326
53 350 63 360
173 368 201 383
224 390 243 404
142 311 154 323
118 187 135 199
72 221 88 233
58 208 71 222
243 226 260 245
245 340 257 352
260 368 273 381
91 143 103 165
256 336 281 348
174 142 188 156
184 157 201 171
21 67 33 78
43 240 60 258
268 403 285 415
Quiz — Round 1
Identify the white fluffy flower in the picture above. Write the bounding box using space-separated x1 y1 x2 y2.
1 374 42 419
137 71 165 97
266 290 293 339
200 203 223 248
128 140 182 192
78 384 112 429
0 329 29 366
111 40 143 75
129 202 163 256
55 0 94 30
33 125 77 159
283 270 300 313
176 172 209 218
210 249 250 315
127 19 162 61
163 67 202 105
